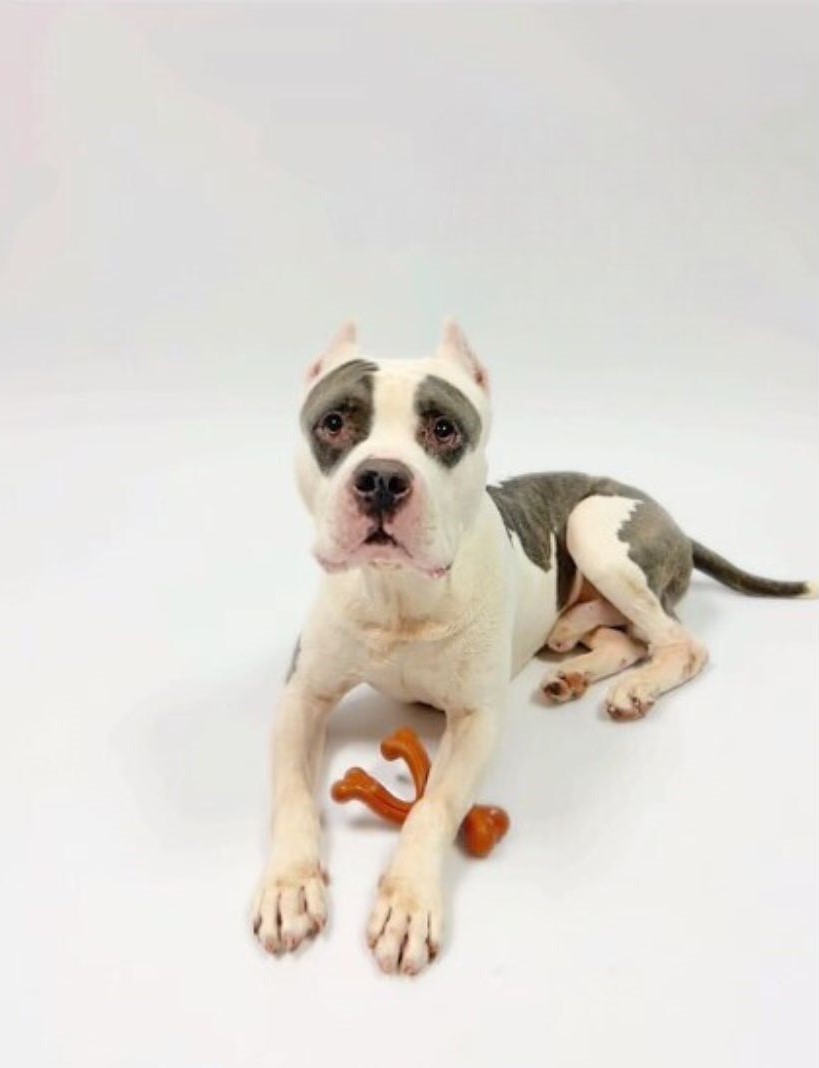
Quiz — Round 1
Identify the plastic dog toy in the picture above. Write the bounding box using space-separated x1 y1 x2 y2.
331 727 510 857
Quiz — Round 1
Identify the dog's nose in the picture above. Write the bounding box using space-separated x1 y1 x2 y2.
351 459 413 517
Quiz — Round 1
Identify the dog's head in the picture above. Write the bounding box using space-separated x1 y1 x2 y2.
296 321 491 579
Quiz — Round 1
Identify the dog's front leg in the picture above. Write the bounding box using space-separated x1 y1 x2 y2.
367 701 501 975
253 673 346 955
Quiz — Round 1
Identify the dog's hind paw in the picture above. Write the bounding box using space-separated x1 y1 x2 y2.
605 680 655 721
542 669 589 703
252 864 329 956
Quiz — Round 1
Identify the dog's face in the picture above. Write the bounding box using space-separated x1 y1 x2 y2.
296 322 491 579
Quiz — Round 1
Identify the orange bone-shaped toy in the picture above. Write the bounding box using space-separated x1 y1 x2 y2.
331 728 510 858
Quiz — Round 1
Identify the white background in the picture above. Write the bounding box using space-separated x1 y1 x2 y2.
1 4 817 1067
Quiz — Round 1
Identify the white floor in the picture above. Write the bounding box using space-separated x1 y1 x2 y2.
1 6 817 1068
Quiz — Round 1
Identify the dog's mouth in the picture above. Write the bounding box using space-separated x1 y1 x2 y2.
316 527 451 580
364 527 399 547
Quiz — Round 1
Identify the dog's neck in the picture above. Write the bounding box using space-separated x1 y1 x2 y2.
329 497 496 643
358 564 454 625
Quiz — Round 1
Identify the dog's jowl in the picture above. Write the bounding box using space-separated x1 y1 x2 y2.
253 320 817 974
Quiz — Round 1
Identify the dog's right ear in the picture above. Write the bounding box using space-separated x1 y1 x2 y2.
436 319 489 392
305 321 358 384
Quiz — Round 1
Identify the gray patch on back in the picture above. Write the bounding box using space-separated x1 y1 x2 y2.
414 375 482 467
487 472 650 608
300 359 378 472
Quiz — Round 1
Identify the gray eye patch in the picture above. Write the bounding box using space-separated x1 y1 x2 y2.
300 359 378 472
414 375 482 467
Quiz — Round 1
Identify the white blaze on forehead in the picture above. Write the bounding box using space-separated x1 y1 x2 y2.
364 356 489 453
368 366 421 452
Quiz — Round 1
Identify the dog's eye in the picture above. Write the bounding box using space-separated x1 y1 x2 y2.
317 411 345 437
433 417 458 442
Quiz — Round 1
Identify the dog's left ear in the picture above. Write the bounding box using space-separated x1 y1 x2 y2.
436 319 489 392
306 321 359 384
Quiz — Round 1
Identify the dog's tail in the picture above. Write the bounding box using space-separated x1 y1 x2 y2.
691 540 817 599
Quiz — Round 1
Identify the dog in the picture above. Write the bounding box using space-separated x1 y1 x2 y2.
252 320 816 975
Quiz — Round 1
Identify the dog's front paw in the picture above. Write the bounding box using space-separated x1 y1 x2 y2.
252 864 328 956
367 874 443 976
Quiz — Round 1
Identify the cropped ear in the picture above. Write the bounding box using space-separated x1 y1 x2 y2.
436 319 489 391
306 321 359 384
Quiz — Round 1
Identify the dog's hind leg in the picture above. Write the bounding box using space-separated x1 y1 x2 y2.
546 598 626 652
566 494 708 720
541 626 647 703
605 639 708 720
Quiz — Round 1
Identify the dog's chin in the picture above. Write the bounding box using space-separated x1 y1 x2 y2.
315 534 451 580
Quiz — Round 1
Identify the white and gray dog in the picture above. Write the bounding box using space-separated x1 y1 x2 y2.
253 321 815 975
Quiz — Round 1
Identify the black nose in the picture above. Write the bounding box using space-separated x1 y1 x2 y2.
351 459 413 517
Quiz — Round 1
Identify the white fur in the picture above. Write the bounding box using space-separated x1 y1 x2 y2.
508 530 560 673
262 494 513 973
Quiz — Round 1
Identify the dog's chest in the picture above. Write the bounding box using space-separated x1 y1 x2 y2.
360 629 460 706
355 582 558 706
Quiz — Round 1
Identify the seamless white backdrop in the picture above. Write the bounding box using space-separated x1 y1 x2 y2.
1 5 817 1068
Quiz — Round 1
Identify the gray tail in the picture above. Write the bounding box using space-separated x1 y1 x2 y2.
691 541 817 599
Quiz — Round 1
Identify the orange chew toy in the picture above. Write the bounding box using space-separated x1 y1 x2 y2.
331 727 510 858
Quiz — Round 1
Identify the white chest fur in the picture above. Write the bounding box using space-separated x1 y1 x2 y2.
322 496 559 707
506 530 560 674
